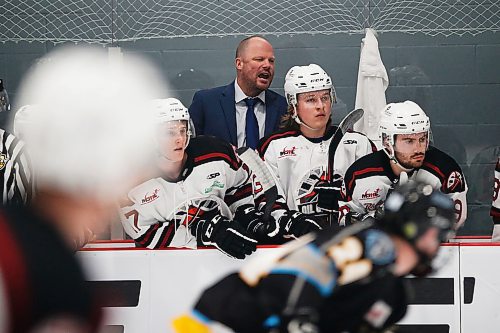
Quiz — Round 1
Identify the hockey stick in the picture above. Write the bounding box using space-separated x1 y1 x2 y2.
327 108 364 180
236 147 278 224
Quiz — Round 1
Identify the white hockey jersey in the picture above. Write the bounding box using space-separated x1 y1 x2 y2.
491 157 500 224
340 147 468 229
120 136 254 249
257 126 376 215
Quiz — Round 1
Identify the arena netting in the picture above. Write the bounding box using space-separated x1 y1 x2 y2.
1 0 499 44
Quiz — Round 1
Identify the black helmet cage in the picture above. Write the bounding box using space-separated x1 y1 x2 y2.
381 182 455 246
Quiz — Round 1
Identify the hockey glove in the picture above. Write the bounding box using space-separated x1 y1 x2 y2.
192 212 257 259
234 204 280 240
315 176 342 212
279 211 323 238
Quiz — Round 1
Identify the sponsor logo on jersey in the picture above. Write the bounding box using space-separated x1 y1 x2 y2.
279 146 297 158
141 188 160 205
447 171 463 191
343 139 357 144
206 172 220 179
0 153 9 170
204 180 225 194
363 202 383 211
360 188 381 200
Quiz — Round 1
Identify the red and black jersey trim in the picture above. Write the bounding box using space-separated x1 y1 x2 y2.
421 146 466 193
225 183 253 207
156 223 176 249
135 223 161 248
343 150 395 195
135 222 176 249
257 130 300 158
491 206 500 222
255 193 287 211
187 136 242 171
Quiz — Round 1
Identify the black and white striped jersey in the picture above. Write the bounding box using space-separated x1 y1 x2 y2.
0 129 33 206
491 157 500 224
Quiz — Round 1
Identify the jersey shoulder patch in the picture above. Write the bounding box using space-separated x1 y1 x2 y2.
257 129 300 157
422 146 466 192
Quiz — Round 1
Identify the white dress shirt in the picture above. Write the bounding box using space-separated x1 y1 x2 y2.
234 80 266 147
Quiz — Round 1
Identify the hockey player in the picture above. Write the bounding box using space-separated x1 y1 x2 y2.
491 157 500 241
339 100 467 229
0 46 163 332
256 64 375 236
120 98 259 259
173 181 455 333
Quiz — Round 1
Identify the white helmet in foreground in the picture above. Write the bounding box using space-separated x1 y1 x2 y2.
379 101 430 166
152 98 195 148
284 64 336 107
13 104 37 140
15 45 167 198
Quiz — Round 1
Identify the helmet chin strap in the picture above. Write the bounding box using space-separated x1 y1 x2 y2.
383 147 414 173
292 105 323 132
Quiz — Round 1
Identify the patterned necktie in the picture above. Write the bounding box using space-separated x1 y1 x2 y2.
244 97 259 149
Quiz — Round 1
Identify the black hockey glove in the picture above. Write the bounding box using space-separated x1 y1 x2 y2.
315 176 342 212
234 204 280 241
279 211 323 238
192 212 257 259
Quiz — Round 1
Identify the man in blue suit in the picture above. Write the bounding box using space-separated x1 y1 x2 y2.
189 36 287 148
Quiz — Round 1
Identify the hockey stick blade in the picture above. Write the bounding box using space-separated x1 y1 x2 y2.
236 147 278 222
327 108 364 180
339 108 364 134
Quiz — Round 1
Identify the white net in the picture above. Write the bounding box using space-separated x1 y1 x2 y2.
1 0 499 44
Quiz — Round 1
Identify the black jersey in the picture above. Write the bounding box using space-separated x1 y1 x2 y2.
174 221 408 333
0 206 101 332
340 146 467 228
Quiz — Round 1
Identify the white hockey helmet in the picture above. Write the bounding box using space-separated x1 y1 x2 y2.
13 104 37 139
378 101 430 146
284 64 336 107
151 98 195 148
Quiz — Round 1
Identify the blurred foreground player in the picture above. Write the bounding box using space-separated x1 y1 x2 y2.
0 46 163 332
339 101 467 229
120 98 257 259
173 181 455 333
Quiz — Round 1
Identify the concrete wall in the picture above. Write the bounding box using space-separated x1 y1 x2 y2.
0 16 498 235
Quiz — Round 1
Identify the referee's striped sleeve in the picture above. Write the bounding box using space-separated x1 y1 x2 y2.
0 129 34 205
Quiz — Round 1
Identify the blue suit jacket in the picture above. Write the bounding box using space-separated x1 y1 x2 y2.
188 82 288 146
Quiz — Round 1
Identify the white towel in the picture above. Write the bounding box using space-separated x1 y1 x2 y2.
353 28 389 149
